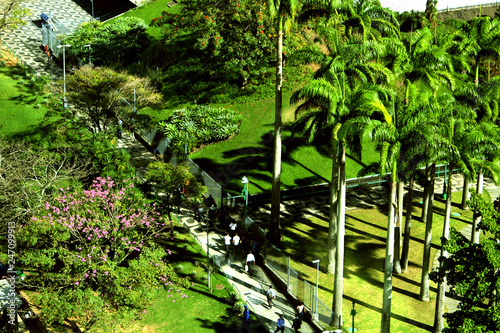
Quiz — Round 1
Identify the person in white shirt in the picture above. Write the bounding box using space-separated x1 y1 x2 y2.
232 233 240 257
266 285 276 309
229 221 237 236
246 250 255 276
224 233 232 256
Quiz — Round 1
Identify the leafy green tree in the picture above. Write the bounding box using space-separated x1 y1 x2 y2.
145 162 206 218
151 0 277 86
86 131 136 181
17 177 182 330
430 190 500 332
46 66 161 136
62 17 150 67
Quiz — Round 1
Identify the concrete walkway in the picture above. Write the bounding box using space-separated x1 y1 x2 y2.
0 0 144 79
117 132 315 332
0 0 91 79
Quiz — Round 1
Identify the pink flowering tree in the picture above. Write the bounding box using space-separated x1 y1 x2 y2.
17 177 186 330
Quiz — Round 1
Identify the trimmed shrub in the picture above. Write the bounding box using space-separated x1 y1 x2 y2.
159 105 242 154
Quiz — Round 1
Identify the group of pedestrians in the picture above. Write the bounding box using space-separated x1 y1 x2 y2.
274 310 304 333
205 203 307 332
264 285 304 332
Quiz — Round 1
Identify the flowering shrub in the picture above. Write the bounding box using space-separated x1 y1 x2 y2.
151 0 275 85
17 177 185 329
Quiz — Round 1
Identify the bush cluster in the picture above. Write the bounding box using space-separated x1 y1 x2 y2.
159 105 243 154
62 17 150 67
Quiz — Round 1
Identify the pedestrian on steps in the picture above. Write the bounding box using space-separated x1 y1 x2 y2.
266 285 276 309
274 314 285 333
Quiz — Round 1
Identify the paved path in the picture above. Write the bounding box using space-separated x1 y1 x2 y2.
117 132 315 332
0 0 92 79
0 0 144 79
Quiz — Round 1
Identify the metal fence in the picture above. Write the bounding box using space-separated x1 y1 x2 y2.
41 24 63 58
242 215 346 332
438 1 499 12
187 158 223 207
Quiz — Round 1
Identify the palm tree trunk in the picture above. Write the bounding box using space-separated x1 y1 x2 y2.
461 176 472 210
401 176 414 273
381 164 398 333
434 166 453 333
420 163 436 301
471 168 484 244
326 141 339 275
333 141 346 327
393 181 404 274
420 163 431 222
269 19 284 244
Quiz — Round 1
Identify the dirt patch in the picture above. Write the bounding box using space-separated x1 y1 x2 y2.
0 49 18 66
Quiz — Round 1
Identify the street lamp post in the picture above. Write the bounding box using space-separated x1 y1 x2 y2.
84 44 91 66
312 259 320 321
57 44 70 109
241 176 249 230
200 207 212 292
90 0 94 21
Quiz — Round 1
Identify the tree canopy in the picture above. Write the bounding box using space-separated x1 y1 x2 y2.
17 177 184 330
46 66 161 136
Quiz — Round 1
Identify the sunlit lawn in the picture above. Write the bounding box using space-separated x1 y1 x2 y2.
277 190 474 332
191 96 379 194
0 66 48 139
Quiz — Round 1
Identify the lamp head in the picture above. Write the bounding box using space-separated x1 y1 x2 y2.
241 176 249 184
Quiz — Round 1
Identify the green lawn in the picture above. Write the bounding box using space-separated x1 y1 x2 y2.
123 223 264 333
0 66 48 139
190 97 379 194
276 190 474 332
107 0 181 38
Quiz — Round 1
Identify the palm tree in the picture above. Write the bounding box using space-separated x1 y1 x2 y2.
343 85 431 332
453 78 500 243
341 0 400 41
343 87 400 333
433 107 477 333
268 0 299 244
468 17 500 87
291 31 393 325
292 26 392 273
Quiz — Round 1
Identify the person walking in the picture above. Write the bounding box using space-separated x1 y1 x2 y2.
246 250 255 276
274 314 285 333
296 302 305 320
292 313 302 333
232 233 240 258
224 233 231 257
229 220 237 236
266 285 276 309
243 304 250 323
